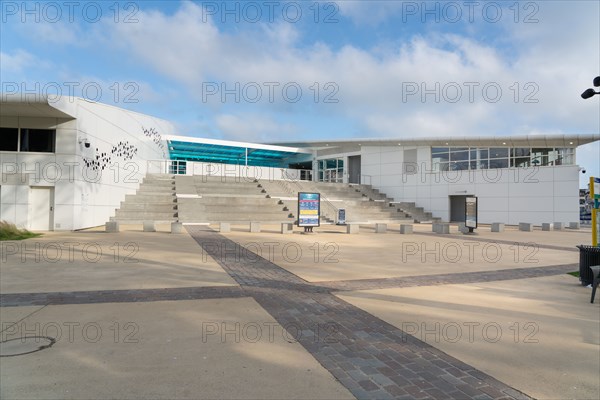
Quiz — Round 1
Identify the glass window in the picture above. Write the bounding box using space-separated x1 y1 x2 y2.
531 148 551 166
489 159 509 169
479 149 489 159
431 147 449 154
469 149 477 160
450 151 469 162
20 129 56 152
453 161 469 170
449 147 468 152
0 127 19 151
512 157 530 168
555 148 574 165
432 153 449 163
489 148 508 158
511 148 531 157
437 162 450 171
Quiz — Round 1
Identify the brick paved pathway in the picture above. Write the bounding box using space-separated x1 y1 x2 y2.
3 226 576 398
316 263 576 292
413 231 579 252
186 226 533 400
0 286 245 307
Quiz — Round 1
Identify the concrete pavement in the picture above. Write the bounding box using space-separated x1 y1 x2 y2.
1 222 598 399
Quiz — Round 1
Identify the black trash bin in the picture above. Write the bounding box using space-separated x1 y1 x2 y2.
576 245 600 286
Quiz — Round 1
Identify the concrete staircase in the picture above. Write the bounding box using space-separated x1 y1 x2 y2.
260 180 415 224
393 202 441 223
111 174 178 224
109 173 439 225
174 175 295 223
350 185 440 223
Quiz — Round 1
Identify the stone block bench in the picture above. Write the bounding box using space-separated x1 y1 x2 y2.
519 223 533 232
433 223 450 234
491 223 504 232
399 224 413 234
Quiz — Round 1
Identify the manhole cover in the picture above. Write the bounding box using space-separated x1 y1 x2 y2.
0 336 56 357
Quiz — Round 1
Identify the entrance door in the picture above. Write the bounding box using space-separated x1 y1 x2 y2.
29 187 54 231
348 155 361 184
449 195 467 222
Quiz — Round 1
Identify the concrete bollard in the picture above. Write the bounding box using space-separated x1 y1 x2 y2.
143 221 156 232
433 223 450 234
219 222 230 233
541 223 553 231
399 224 413 234
375 223 387 233
171 222 183 234
553 222 563 230
105 221 120 233
281 223 293 234
519 223 533 232
250 222 261 233
457 222 469 234
491 223 504 233
347 224 359 234
569 222 580 230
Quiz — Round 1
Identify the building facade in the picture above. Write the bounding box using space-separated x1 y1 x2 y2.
1 96 598 230
1 96 171 230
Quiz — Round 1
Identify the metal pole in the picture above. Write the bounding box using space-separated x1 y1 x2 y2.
592 176 598 246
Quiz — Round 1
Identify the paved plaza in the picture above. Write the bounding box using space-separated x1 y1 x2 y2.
1 224 598 399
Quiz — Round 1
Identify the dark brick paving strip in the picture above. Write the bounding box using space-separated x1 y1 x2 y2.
0 285 245 307
186 225 533 400
316 263 577 292
412 231 579 252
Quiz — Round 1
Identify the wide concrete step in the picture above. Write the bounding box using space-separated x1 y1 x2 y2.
111 218 178 223
183 204 287 212
125 194 176 203
119 203 177 212
136 190 176 196
141 179 175 185
114 211 178 219
195 190 264 196
179 197 275 205
180 213 294 222
138 184 175 190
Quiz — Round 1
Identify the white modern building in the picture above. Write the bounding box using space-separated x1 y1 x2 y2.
1 95 172 230
1 96 598 230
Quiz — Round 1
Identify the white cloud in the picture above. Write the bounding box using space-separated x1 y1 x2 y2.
0 50 37 73
9 0 592 142
214 113 298 142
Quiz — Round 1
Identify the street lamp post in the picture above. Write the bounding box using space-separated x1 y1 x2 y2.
581 76 600 99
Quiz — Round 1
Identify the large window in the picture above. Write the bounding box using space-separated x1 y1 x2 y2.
432 146 574 171
0 128 19 151
318 158 344 183
0 127 56 153
20 129 56 152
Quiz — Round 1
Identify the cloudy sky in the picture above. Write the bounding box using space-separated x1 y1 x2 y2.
1 0 599 186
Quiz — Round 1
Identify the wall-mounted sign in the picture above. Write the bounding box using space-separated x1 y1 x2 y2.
465 196 478 230
298 192 320 227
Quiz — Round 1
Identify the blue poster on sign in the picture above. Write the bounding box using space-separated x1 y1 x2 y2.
298 192 320 227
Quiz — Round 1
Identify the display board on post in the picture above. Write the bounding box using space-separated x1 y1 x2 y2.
298 192 320 233
465 196 478 233
337 208 346 225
